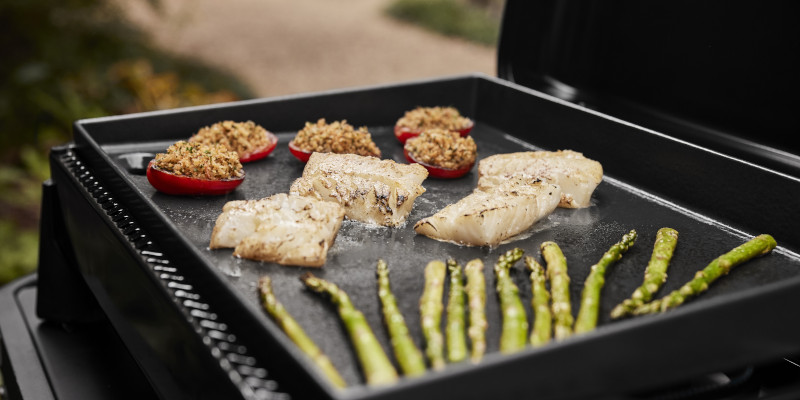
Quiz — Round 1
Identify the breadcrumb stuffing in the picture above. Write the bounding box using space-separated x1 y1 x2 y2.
396 106 472 131
292 118 381 157
153 141 244 180
404 128 477 170
189 120 273 157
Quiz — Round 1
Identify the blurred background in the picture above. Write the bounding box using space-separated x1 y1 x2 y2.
0 0 503 286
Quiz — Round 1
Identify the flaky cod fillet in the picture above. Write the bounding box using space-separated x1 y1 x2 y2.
290 152 428 227
209 193 345 267
414 177 562 247
477 150 602 208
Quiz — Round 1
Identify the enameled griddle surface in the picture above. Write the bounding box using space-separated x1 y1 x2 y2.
75 75 800 399
104 122 800 388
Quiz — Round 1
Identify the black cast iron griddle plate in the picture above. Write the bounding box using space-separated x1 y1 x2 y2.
77 74 800 400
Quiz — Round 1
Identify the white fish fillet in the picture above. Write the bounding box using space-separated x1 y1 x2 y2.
290 152 428 227
209 193 345 267
477 150 603 208
414 176 562 247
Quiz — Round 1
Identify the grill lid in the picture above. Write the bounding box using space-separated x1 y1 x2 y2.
497 0 800 176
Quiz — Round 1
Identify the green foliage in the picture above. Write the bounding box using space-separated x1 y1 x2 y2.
0 0 255 286
0 221 40 286
385 0 501 46
0 146 47 285
1 0 253 151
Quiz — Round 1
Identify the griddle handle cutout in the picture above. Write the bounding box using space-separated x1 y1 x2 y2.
118 152 155 175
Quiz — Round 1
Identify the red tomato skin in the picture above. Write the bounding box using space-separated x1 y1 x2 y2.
288 140 312 163
239 130 278 163
394 120 474 144
402 148 473 179
146 161 244 195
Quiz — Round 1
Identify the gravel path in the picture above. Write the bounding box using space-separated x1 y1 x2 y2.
120 0 497 98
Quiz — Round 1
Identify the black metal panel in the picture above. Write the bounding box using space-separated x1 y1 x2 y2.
60 75 800 400
497 0 800 177
1 275 158 400
472 79 800 246
47 148 287 400
36 177 104 324
73 77 480 148
0 278 56 400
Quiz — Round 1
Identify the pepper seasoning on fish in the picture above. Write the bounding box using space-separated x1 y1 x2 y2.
414 176 562 247
290 152 428 227
477 150 603 208
209 193 345 267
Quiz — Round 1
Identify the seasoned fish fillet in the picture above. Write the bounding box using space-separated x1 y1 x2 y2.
414 177 562 247
209 200 263 249
477 150 603 208
209 193 345 267
290 152 428 227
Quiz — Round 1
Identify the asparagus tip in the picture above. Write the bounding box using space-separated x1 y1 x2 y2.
300 272 317 286
258 275 272 289
376 259 388 273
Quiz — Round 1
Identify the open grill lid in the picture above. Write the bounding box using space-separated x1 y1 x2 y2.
497 0 800 176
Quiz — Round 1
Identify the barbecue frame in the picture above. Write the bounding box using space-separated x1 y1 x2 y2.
38 73 800 400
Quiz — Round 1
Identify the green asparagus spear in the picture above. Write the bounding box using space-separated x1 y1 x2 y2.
445 259 468 363
376 260 427 377
631 234 777 315
524 257 552 347
541 241 573 340
464 258 487 363
575 229 637 334
420 260 447 370
258 276 347 388
301 273 399 386
493 248 528 354
610 228 679 319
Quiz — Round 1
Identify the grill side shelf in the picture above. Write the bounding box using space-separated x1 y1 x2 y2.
49 147 289 400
